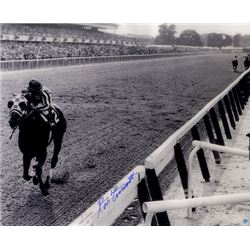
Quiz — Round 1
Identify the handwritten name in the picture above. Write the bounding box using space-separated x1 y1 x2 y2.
97 171 137 218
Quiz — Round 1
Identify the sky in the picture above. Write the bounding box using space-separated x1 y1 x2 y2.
113 24 250 37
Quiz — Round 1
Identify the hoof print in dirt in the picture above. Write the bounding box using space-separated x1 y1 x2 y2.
51 172 69 184
87 163 96 169
96 151 104 155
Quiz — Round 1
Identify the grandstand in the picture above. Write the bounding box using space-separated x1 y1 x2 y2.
0 23 141 60
0 24 223 62
0 23 133 43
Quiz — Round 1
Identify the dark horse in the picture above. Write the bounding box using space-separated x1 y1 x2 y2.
8 94 67 196
232 56 238 72
244 56 250 70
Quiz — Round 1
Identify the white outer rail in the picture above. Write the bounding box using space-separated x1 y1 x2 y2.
143 192 250 226
145 68 250 176
0 52 199 71
142 140 250 225
143 193 250 213
187 140 249 218
192 140 249 157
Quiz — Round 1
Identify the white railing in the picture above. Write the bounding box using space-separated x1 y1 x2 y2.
145 68 250 176
68 69 250 226
142 193 250 226
186 140 249 217
0 51 208 71
70 166 145 226
142 139 250 225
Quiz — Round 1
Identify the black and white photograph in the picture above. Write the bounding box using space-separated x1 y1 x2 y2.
1 0 250 248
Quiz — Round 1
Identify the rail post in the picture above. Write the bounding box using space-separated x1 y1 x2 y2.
232 87 242 115
145 169 171 225
174 143 189 197
138 178 155 223
235 85 245 110
203 114 221 164
209 108 225 146
245 75 250 98
239 79 249 103
191 126 210 182
246 133 250 160
229 91 239 121
218 100 232 139
223 95 236 129
187 145 201 217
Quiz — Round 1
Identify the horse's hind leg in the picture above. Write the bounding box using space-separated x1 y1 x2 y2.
23 154 32 181
51 130 65 169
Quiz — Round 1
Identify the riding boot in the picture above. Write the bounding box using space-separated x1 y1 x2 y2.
47 111 56 127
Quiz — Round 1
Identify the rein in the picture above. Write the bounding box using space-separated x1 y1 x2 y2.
9 126 18 139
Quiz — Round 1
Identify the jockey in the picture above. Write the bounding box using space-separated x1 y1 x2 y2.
22 80 57 127
232 56 238 72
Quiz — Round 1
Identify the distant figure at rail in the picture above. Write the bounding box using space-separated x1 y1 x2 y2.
244 55 249 70
232 56 238 72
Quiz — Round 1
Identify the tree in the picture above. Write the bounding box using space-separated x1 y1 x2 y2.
232 34 241 47
207 33 223 48
177 30 203 46
221 34 232 47
155 24 176 45
207 33 232 48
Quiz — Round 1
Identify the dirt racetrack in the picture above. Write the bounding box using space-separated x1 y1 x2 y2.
0 54 245 225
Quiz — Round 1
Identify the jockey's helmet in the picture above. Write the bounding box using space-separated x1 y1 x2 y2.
28 80 43 92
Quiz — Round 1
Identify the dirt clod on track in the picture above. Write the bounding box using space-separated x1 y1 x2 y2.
0 54 241 225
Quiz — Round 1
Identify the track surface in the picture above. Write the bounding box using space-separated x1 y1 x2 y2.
0 54 244 225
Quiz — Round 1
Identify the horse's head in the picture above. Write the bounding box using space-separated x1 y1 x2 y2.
7 94 28 129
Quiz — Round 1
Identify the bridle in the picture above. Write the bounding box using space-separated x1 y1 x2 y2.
9 109 34 139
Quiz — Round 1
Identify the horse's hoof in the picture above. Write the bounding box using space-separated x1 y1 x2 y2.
39 183 49 196
33 176 39 185
41 188 49 196
23 174 32 181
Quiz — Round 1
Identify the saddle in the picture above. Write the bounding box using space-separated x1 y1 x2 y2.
49 104 61 125
33 104 61 128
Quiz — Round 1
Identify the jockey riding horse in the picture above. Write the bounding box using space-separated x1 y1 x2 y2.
22 80 58 128
8 80 67 196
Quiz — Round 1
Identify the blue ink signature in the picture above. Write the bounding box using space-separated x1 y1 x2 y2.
243 218 249 225
97 171 137 218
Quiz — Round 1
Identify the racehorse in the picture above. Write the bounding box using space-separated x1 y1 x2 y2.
7 94 67 196
244 56 249 70
232 56 238 72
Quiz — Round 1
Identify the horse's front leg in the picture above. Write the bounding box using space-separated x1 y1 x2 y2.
35 150 49 196
23 154 32 181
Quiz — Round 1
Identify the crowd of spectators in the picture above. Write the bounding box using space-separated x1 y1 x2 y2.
0 41 174 61
0 24 181 61
1 24 135 44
